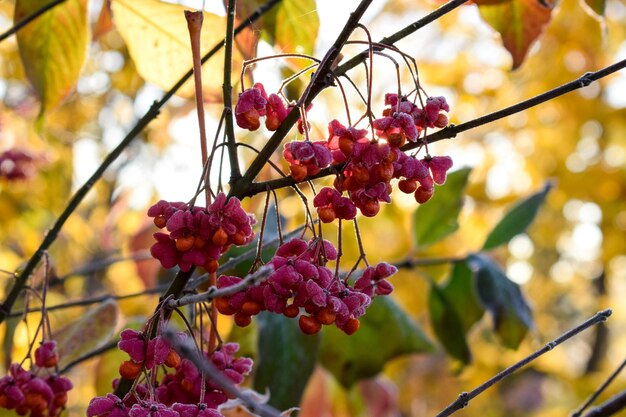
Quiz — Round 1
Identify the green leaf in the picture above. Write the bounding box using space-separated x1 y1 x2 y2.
428 283 472 364
319 297 433 388
582 0 606 18
414 168 472 248
254 312 319 410
482 182 553 250
15 0 89 116
442 261 485 333
52 299 119 368
479 0 553 69
467 254 533 349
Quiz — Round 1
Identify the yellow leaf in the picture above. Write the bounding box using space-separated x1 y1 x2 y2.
15 0 89 116
111 0 242 98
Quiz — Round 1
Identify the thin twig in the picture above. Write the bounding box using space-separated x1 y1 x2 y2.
0 0 67 43
167 265 274 309
415 59 626 148
580 390 626 417
572 358 626 417
434 309 613 417
396 256 463 269
335 0 469 76
163 329 282 417
59 340 119 374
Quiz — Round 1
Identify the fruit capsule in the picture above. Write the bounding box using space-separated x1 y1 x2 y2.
299 315 322 335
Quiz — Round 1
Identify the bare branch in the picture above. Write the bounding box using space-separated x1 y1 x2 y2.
434 309 613 417
167 264 274 309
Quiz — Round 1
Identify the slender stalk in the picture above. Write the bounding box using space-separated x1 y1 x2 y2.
59 340 118 374
224 0 242 183
413 59 626 148
434 309 613 417
0 0 67 43
0 0 282 327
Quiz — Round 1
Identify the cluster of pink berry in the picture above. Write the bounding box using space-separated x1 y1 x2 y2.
147 193 255 273
234 82 290 131
88 329 252 417
214 238 396 335
0 340 73 417
235 86 454 218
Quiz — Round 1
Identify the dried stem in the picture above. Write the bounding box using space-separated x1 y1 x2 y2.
185 10 211 207
434 309 613 417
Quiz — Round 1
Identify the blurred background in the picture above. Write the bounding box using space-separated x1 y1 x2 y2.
0 0 625 415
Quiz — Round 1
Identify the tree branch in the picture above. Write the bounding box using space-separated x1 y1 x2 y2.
0 0 67 43
334 0 469 76
434 309 613 417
